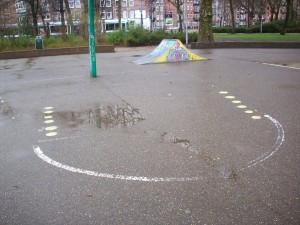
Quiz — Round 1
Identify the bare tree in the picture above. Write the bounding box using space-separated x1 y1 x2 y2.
229 0 236 33
267 0 283 21
22 0 39 36
64 0 74 35
167 0 184 32
280 0 292 34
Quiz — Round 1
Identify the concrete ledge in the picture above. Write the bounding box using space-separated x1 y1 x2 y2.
0 45 115 60
191 42 300 49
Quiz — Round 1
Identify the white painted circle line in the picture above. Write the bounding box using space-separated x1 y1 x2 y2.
241 114 285 170
33 146 203 182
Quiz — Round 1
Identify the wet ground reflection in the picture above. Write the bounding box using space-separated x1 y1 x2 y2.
53 103 144 129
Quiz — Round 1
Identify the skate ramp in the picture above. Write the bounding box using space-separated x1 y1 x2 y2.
133 39 206 65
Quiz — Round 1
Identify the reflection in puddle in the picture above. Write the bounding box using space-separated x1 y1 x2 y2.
53 103 144 129
97 104 144 128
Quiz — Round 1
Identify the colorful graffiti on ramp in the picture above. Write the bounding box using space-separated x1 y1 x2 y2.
133 39 206 65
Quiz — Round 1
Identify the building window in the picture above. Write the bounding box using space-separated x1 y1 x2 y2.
106 11 112 19
129 0 134 7
123 10 127 18
75 0 81 8
122 0 127 7
102 11 106 19
106 0 111 7
45 13 51 20
129 10 134 18
69 0 74 8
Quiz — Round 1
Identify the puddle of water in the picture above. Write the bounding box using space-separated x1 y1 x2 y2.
53 103 144 129
217 166 238 181
0 97 13 116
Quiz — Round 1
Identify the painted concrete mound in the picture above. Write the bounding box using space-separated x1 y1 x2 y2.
133 39 206 65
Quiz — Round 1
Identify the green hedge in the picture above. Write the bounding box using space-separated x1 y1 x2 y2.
106 27 199 47
213 20 300 33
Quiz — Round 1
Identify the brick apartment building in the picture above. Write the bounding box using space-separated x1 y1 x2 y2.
1 0 297 36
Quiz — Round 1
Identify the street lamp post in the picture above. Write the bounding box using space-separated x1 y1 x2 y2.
88 0 97 77
140 0 143 27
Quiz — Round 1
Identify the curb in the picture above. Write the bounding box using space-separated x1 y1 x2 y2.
0 45 115 60
191 42 300 49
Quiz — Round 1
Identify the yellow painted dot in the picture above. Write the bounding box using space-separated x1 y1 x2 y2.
44 120 54 124
251 116 262 120
225 96 235 99
44 107 53 110
237 105 247 109
45 126 57 131
232 100 241 104
46 132 57 137
44 115 53 119
219 91 228 94
44 111 53 114
245 110 254 114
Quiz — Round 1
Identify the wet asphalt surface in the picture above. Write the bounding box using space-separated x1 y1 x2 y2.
0 48 300 224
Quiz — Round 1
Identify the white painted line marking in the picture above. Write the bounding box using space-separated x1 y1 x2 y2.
262 63 300 70
44 120 54 124
33 146 203 182
44 111 53 114
251 116 262 120
46 132 57 137
225 96 235 99
219 91 228 94
232 100 242 104
45 126 57 131
44 116 53 119
242 114 285 170
245 110 254 114
237 105 247 109
44 107 53 110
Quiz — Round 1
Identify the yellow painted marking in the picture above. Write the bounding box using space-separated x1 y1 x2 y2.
237 105 247 109
251 116 262 120
44 116 53 119
44 111 53 114
232 100 241 104
225 96 235 99
46 132 57 137
44 107 53 110
44 120 54 124
245 110 254 114
219 91 228 94
45 126 57 131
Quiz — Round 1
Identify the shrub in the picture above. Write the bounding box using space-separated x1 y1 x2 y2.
106 30 127 45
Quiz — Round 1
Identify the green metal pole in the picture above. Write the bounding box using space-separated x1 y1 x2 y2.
88 0 97 77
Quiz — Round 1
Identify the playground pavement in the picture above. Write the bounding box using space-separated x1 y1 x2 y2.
0 47 300 224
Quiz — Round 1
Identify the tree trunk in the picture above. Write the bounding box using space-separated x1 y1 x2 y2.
177 0 183 32
198 0 214 43
229 0 235 33
118 0 122 30
29 0 39 36
280 0 291 35
64 0 74 35
59 0 66 39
